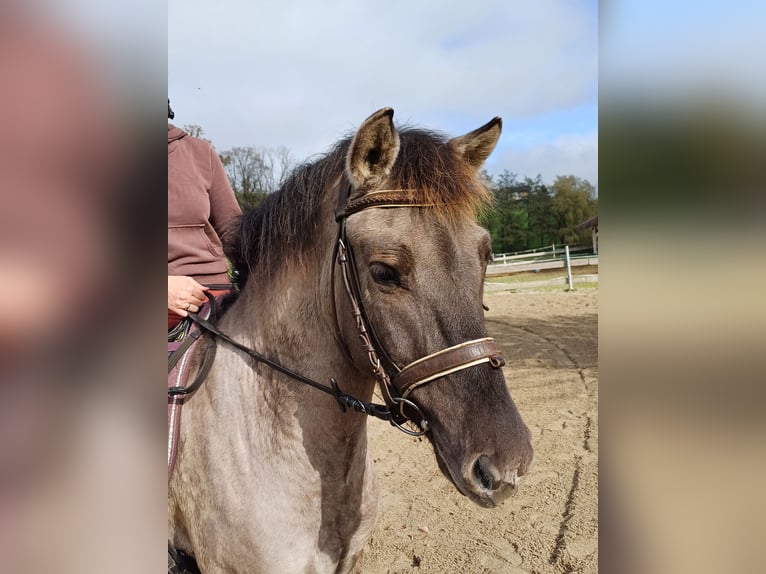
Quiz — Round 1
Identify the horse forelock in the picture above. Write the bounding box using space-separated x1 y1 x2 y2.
393 127 494 222
224 127 493 288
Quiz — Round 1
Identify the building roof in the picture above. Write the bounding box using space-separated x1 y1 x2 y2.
575 214 598 231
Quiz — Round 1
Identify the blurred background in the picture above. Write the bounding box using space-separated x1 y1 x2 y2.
0 0 166 572
0 0 763 572
600 1 765 572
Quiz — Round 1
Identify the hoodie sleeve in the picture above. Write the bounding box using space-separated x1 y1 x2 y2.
207 146 241 234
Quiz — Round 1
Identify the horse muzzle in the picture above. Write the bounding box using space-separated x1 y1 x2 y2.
429 415 534 509
464 453 530 508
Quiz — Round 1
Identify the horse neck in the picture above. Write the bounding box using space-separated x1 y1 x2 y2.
218 212 376 441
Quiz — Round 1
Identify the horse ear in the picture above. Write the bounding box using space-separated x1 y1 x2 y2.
449 117 502 170
346 107 400 190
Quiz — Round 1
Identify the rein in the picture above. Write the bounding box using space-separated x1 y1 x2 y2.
180 177 506 436
186 294 420 434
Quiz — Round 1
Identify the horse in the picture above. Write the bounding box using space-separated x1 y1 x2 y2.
168 108 534 573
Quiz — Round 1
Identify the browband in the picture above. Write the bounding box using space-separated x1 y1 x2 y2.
335 180 432 222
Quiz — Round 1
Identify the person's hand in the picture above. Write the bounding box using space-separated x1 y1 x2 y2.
168 276 208 316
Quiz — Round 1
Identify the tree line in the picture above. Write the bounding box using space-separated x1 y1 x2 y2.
183 124 598 253
479 171 597 253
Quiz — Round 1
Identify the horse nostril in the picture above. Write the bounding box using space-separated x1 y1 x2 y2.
472 455 494 491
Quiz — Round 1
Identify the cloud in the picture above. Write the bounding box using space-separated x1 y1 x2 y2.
491 131 598 187
169 0 597 166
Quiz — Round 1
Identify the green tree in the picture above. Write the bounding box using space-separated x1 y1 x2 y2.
550 175 597 245
522 175 558 250
480 171 528 253
482 171 598 253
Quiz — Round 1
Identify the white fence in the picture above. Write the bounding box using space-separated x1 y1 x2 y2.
486 244 598 284
490 244 592 265
484 273 599 293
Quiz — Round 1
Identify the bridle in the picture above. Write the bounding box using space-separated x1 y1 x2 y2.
332 176 506 434
182 177 506 436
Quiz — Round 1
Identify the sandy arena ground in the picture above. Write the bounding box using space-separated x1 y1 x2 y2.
362 288 598 573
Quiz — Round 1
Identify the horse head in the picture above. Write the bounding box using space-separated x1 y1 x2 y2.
337 108 534 507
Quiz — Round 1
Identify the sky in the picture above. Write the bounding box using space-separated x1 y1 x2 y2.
169 0 598 187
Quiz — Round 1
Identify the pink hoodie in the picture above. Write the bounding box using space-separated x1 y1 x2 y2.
168 125 241 285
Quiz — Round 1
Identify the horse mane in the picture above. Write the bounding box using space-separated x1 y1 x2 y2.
224 127 493 287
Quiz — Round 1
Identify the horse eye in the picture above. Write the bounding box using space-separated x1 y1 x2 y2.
370 262 400 286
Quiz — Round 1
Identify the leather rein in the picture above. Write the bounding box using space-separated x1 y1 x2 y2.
182 177 506 436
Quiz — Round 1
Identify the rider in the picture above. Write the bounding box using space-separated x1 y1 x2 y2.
168 99 241 330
